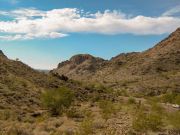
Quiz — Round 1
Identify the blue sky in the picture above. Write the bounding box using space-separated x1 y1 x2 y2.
0 0 179 69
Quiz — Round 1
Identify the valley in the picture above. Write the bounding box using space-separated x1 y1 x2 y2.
0 28 179 135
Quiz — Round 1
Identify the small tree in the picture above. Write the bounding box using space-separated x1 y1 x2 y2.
42 87 74 116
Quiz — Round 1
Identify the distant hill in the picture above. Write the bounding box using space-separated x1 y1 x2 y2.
52 54 106 80
36 69 50 74
52 28 180 95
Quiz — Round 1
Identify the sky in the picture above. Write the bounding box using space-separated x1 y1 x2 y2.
0 0 180 69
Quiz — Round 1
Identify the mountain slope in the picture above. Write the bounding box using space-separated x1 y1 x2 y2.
52 28 180 95
0 51 111 117
52 54 106 80
0 51 63 117
0 51 122 135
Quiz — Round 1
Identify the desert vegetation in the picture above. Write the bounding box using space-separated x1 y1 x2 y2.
41 87 75 116
0 28 180 134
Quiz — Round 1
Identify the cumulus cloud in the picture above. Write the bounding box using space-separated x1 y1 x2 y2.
0 8 179 40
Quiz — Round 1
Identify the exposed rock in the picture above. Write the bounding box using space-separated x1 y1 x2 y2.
52 54 106 81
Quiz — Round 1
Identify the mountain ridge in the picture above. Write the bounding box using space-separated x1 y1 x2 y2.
52 28 180 95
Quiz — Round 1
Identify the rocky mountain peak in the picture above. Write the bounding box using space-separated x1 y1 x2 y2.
165 27 180 40
69 54 104 65
144 27 180 57
174 27 180 34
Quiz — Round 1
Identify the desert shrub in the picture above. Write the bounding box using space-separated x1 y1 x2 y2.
167 111 180 130
94 83 106 91
128 97 136 104
82 109 93 118
133 111 163 132
66 107 83 118
161 93 175 103
99 100 120 120
78 118 93 135
161 92 180 105
151 102 164 114
52 73 69 81
0 110 11 120
63 129 75 135
90 93 101 102
146 96 160 103
41 87 74 116
5 126 32 135
92 119 105 129
105 88 114 94
174 94 180 105
117 89 129 97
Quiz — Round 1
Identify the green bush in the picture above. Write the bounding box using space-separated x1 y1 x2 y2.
99 100 120 120
78 118 93 135
128 97 136 104
161 92 180 105
41 87 74 116
117 89 129 97
174 94 180 105
151 102 164 114
167 111 180 130
161 93 176 103
133 111 163 132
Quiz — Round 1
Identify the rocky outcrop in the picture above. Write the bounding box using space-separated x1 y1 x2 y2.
52 54 106 80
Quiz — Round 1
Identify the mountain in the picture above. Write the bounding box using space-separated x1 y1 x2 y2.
0 51 92 119
0 50 112 118
52 28 180 95
52 54 106 80
0 50 120 135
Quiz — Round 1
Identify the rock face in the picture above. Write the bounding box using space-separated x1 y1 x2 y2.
52 28 180 95
52 54 106 81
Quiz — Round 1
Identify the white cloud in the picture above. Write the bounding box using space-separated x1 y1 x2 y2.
0 8 179 40
0 32 67 41
162 5 180 16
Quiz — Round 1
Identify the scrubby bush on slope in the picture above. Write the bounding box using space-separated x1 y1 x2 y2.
42 87 74 116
